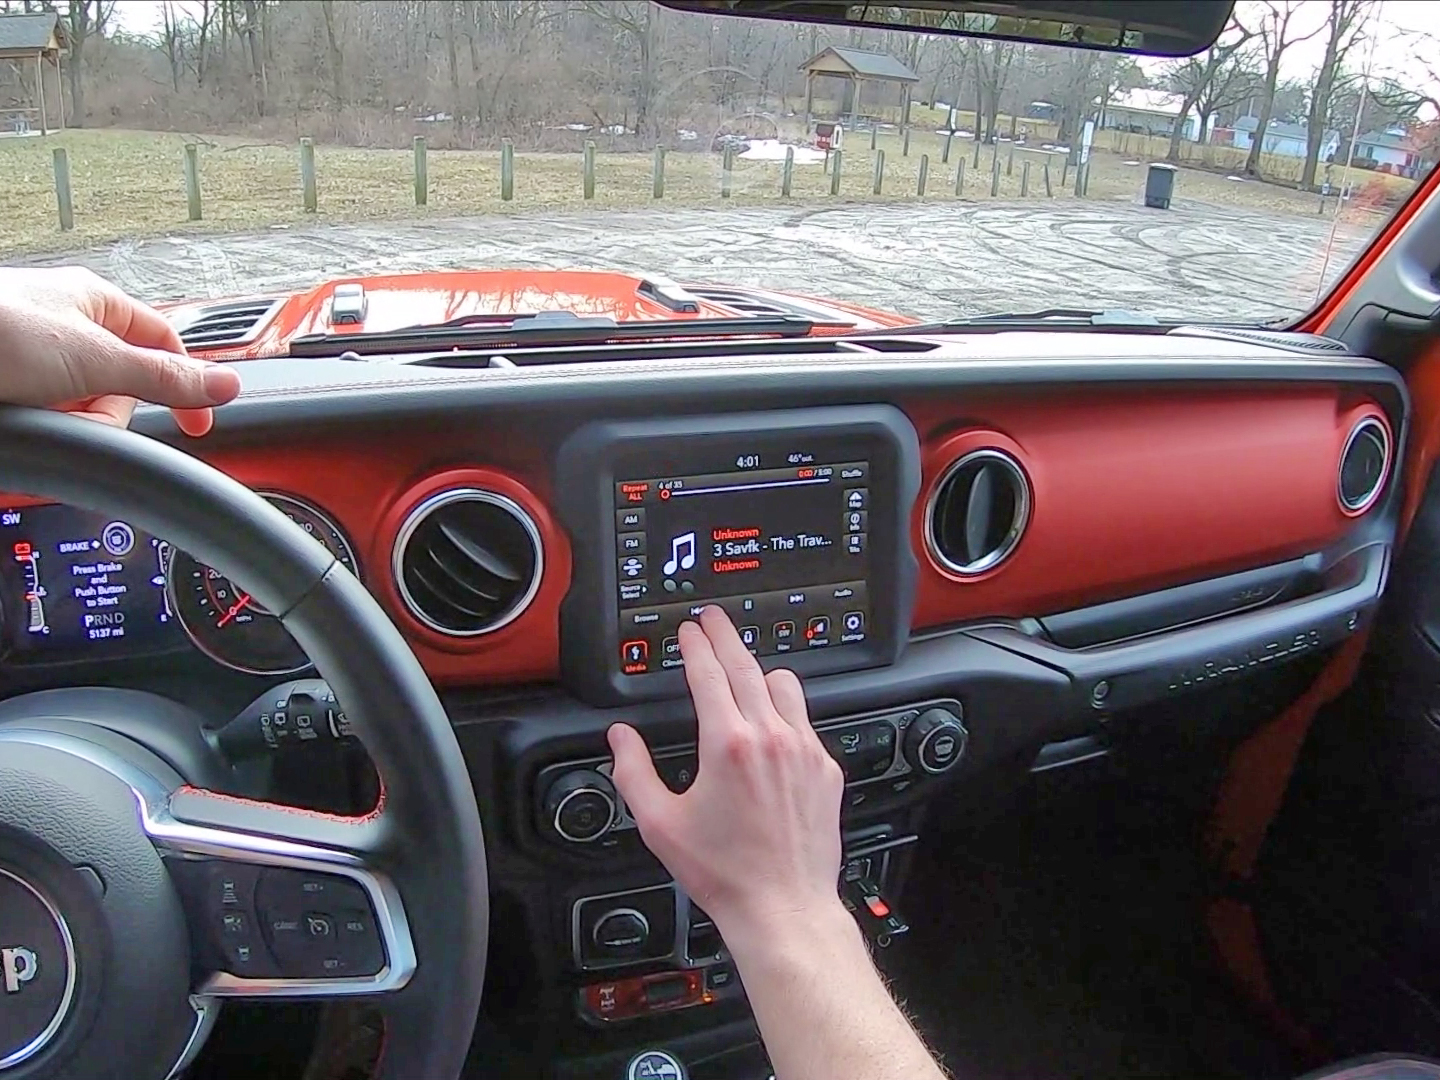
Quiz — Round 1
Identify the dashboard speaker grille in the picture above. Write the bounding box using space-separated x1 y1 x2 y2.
393 490 543 636
926 449 1031 576
1338 417 1390 514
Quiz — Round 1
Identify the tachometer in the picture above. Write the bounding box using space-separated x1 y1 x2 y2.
168 493 359 675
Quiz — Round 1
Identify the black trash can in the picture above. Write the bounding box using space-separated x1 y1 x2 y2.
1145 162 1177 209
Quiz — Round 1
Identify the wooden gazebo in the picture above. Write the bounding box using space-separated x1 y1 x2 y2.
800 46 920 131
0 11 67 135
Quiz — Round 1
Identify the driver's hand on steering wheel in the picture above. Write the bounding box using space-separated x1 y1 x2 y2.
607 605 845 949
0 266 241 436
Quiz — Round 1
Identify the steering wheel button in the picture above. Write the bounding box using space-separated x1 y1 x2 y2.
305 913 335 938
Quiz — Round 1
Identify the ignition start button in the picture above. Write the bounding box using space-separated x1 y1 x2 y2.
0 868 77 1070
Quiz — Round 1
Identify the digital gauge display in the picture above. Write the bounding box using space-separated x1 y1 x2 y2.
167 493 359 675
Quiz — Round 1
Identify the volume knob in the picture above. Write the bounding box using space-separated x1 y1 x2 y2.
902 708 967 775
543 770 618 843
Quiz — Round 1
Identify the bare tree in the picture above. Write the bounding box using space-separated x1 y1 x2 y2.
1239 1 1324 178
63 0 115 126
159 0 183 92
1301 0 1373 188
1162 21 1255 161
580 1 658 135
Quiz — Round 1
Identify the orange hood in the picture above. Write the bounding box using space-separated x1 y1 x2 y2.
161 269 916 359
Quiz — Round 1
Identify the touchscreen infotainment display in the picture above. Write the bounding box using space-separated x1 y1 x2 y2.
0 503 182 661
614 457 872 674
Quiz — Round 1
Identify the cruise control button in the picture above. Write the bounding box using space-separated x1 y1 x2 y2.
306 913 336 939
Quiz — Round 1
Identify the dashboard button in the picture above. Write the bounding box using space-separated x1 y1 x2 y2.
619 555 646 579
662 635 680 657
846 533 866 554
806 615 831 645
656 753 697 793
619 581 649 604
844 488 868 510
773 620 795 640
618 531 646 554
844 510 867 533
621 639 649 672
738 625 761 649
842 611 865 635
616 508 645 531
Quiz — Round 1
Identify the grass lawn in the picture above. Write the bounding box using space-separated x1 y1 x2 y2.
0 127 1409 256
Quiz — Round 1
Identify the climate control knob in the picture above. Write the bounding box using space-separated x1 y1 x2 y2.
903 708 968 775
543 770 618 843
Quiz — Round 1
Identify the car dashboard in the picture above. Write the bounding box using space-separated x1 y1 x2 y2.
0 328 1407 1072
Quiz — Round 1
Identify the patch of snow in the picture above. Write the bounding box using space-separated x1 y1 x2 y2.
1124 160 1141 166
600 124 630 135
737 139 827 164
1226 175 1246 182
678 129 699 141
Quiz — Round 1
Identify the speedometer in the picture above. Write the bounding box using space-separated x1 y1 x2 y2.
168 493 359 675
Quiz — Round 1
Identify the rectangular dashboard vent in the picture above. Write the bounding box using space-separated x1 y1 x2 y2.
177 298 282 348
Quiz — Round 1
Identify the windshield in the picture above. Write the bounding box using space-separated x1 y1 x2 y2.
1 1 1435 329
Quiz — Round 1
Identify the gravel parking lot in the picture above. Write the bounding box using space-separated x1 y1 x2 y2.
24 197 1376 324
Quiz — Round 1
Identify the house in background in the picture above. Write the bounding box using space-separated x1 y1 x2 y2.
1098 89 1207 141
1228 115 1339 160
1354 128 1422 176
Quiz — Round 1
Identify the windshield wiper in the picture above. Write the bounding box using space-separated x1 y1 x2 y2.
849 308 1166 335
288 310 833 357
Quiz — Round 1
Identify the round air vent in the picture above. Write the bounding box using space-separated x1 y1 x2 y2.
1338 416 1390 515
393 489 543 636
926 449 1031 576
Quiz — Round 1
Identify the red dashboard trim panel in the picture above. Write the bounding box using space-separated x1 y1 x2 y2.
1 385 1387 686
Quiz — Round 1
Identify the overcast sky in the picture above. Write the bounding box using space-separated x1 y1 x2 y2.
108 0 1438 118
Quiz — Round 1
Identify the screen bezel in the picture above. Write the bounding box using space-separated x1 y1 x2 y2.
555 405 921 706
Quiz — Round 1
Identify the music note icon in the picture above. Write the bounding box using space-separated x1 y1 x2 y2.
663 531 697 576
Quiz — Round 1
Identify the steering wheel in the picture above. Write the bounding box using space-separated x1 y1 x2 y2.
0 407 487 1080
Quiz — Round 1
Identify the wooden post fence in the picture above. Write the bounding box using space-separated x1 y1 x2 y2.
299 138 317 212
943 130 953 164
652 146 665 199
1044 159 1053 197
917 153 928 196
583 140 595 200
954 159 964 195
721 144 734 197
1006 140 1015 176
990 151 1000 196
1020 160 1030 197
52 147 72 231
501 139 514 201
902 127 911 156
413 136 427 206
782 146 794 196
829 149 843 195
184 143 202 221
872 149 885 195
870 126 878 151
